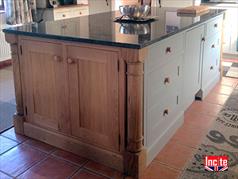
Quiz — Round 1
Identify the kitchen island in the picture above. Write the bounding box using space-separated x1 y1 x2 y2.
3 7 225 178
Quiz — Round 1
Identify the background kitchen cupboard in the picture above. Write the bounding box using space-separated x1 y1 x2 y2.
88 0 111 14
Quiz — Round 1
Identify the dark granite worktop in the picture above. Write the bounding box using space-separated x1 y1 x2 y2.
3 7 225 49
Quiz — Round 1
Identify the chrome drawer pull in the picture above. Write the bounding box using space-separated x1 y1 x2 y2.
164 77 170 85
165 47 171 54
163 109 169 116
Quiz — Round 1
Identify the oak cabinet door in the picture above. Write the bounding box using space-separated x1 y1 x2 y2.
21 40 70 133
67 45 120 152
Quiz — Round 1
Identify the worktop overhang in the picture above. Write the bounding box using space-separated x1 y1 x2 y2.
3 7 226 49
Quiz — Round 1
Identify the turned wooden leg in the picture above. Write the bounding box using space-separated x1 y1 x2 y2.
122 48 148 178
5 34 24 134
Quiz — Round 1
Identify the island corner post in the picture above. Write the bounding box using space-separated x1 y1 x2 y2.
5 34 25 134
4 33 149 178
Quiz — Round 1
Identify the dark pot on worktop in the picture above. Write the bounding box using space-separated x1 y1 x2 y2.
59 0 74 5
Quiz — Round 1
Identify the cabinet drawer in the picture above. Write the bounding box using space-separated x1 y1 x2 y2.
147 92 181 145
72 8 89 17
145 55 183 146
206 15 223 37
147 33 184 71
146 55 182 109
202 34 221 89
54 10 71 20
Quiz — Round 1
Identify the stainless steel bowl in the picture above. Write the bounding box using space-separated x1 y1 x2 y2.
119 5 151 19
119 23 150 35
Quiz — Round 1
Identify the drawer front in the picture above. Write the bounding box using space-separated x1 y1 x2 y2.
72 8 89 17
206 15 223 38
147 33 184 71
146 55 182 109
145 56 183 146
54 10 71 20
202 34 221 88
147 91 182 145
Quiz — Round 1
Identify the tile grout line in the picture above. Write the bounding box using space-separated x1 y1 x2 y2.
152 160 184 172
21 140 57 155
0 169 15 178
50 152 89 168
15 154 50 178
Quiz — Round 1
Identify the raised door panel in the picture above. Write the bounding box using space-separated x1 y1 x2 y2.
145 54 183 146
21 40 69 133
67 46 120 152
183 25 204 109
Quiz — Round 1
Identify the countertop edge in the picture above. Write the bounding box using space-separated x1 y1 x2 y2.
2 10 225 49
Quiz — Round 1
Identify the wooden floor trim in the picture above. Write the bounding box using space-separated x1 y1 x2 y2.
23 122 124 172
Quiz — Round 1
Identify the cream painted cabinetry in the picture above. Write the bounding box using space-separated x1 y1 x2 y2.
183 15 223 107
39 5 89 21
144 33 185 163
183 25 204 109
145 15 223 164
201 15 223 97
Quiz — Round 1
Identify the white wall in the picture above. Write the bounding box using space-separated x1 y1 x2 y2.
152 0 201 7
0 13 11 62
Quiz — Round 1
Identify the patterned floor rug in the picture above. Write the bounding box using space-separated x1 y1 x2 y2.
180 89 238 178
0 101 15 133
223 62 238 79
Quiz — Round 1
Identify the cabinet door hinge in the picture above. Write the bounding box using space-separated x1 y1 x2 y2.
118 134 121 146
25 106 28 115
117 60 120 72
20 45 23 55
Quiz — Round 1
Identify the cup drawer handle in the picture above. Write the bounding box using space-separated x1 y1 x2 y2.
164 77 170 85
165 47 172 54
163 109 169 116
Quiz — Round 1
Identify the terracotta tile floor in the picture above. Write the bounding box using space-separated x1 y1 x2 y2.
0 77 237 179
